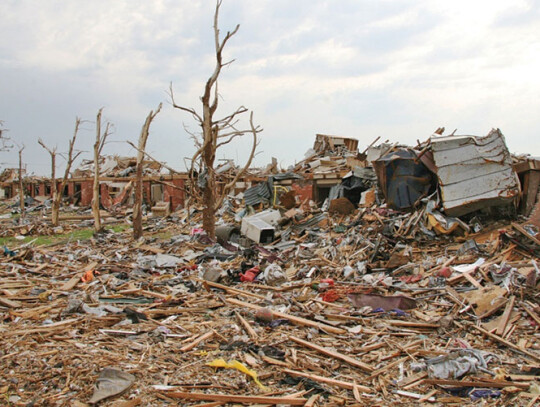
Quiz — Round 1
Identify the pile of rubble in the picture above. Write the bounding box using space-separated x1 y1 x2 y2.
73 156 163 178
0 129 539 406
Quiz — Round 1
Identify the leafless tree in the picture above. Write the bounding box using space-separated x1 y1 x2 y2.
38 118 83 226
133 103 162 240
170 0 262 239
92 108 111 233
18 145 25 222
0 121 13 152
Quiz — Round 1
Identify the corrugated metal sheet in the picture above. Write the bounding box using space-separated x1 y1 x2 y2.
431 128 520 216
292 213 327 234
243 182 271 206
271 172 303 181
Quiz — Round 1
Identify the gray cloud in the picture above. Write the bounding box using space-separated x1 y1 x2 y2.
1 0 539 176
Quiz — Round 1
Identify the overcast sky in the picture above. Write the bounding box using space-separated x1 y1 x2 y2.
1 0 540 176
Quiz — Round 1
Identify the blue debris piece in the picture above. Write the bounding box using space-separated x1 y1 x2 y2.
3 246 17 257
470 389 501 400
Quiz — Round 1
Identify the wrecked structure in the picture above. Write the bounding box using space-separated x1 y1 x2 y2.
0 156 187 212
2 130 537 225
430 129 521 216
0 128 539 405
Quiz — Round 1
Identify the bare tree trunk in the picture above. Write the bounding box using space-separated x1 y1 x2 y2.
18 146 25 222
39 120 81 227
57 119 83 226
48 148 59 225
133 104 162 240
171 1 262 240
202 173 216 238
92 109 110 233
50 153 56 199
55 119 81 226
0 120 13 151
50 157 60 225
201 122 217 238
92 110 102 232
38 139 57 224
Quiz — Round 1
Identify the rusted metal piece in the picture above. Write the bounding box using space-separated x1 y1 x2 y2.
347 293 417 311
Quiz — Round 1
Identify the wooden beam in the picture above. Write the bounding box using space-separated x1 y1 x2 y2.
283 368 371 393
368 355 412 380
462 271 483 288
467 323 540 361
180 330 214 352
424 379 529 389
60 261 98 291
512 222 540 246
385 320 440 329
5 318 81 336
225 297 346 335
202 280 266 300
235 310 258 340
157 391 307 405
496 295 515 336
394 390 436 402
0 297 22 308
523 305 540 326
289 336 373 373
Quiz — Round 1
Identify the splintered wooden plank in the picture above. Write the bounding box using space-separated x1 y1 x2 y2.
203 280 266 300
384 320 440 329
0 297 22 308
158 392 307 405
225 297 346 335
136 244 165 254
283 368 371 393
424 379 529 389
496 295 515 336
523 305 540 326
60 275 81 291
395 390 436 402
5 318 82 336
368 355 413 380
512 223 540 246
289 335 373 373
467 323 540 362
234 310 258 340
180 330 214 352
60 261 99 291
304 394 320 407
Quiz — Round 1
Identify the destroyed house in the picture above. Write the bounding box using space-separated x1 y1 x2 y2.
0 173 188 210
0 156 188 211
429 129 521 216
1 131 538 222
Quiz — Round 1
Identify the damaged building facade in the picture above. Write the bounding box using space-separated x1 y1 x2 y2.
0 130 539 228
0 157 187 213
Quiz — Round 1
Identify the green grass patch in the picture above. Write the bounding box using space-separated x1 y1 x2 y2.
0 227 96 248
107 224 130 233
150 230 174 240
0 223 133 249
0 228 94 249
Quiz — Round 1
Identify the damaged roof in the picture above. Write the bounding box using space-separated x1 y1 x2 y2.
430 128 521 216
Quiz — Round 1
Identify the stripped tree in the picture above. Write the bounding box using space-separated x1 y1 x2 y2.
0 120 12 151
133 103 162 240
38 118 82 226
18 145 25 221
171 0 262 239
92 109 111 233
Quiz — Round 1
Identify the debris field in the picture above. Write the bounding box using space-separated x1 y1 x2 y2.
0 130 539 406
